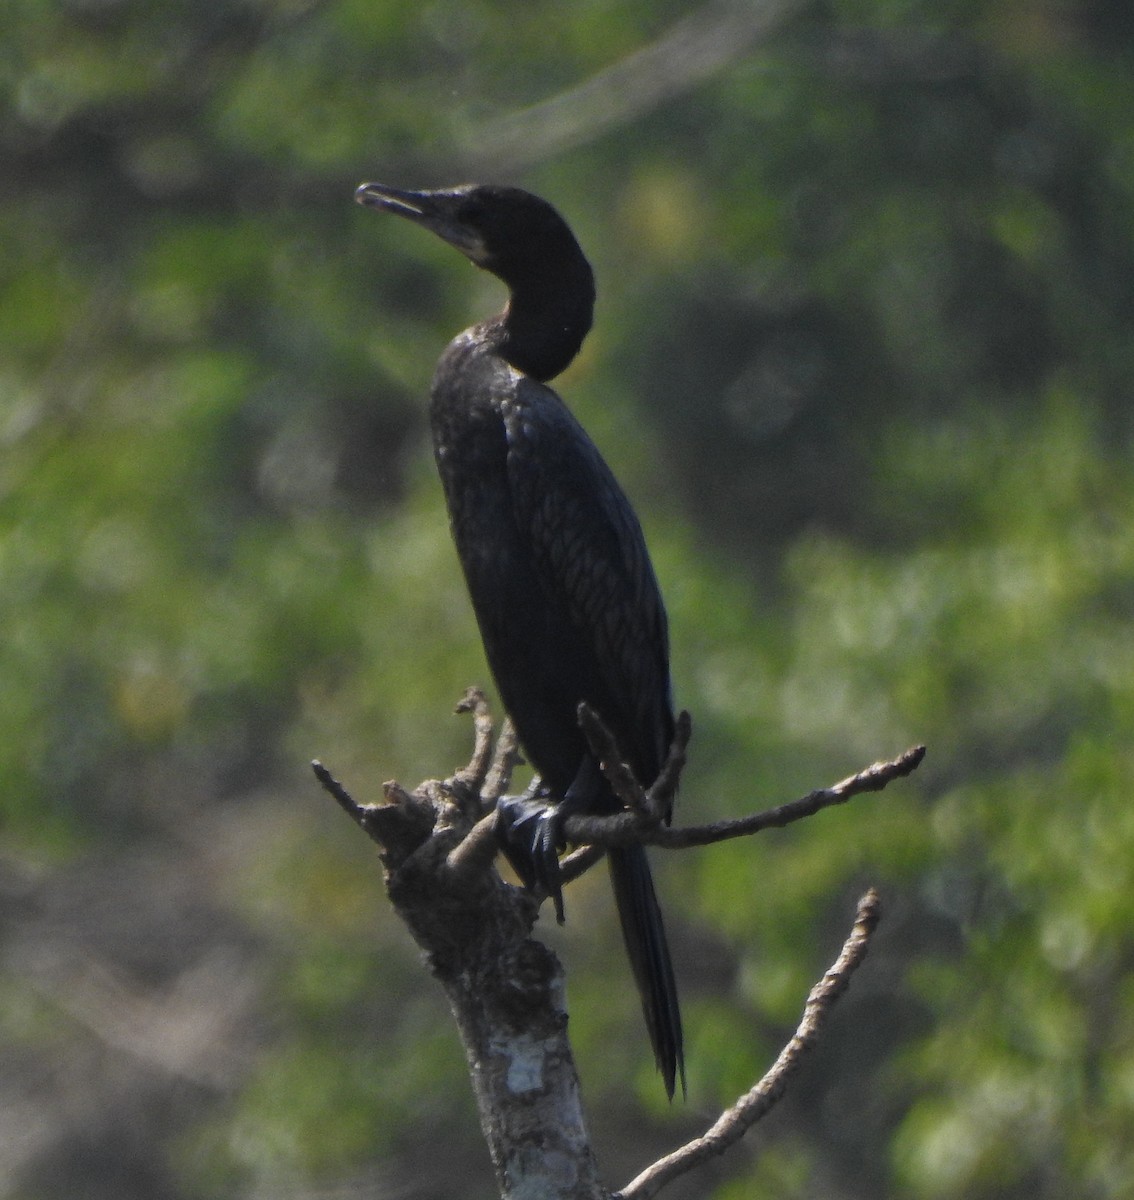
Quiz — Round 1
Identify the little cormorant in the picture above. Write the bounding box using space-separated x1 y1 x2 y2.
355 181 684 1098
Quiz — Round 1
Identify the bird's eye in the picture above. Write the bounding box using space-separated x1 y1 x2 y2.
458 199 485 225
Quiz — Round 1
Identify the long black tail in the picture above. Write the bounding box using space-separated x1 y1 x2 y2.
608 843 685 1099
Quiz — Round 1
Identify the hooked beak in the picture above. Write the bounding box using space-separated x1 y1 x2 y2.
354 182 487 264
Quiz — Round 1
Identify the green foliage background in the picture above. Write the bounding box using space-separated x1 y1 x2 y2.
4 1 1134 1196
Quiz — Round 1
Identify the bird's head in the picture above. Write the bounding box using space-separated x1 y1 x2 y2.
354 182 592 300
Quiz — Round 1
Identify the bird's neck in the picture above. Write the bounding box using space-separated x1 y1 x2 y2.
487 265 595 382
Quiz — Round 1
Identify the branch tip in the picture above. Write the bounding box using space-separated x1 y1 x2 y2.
454 685 489 716
312 759 364 821
451 690 496 792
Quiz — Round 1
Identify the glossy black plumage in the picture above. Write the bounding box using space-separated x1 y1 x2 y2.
355 181 684 1098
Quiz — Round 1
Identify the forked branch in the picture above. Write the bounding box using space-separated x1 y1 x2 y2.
313 694 922 1200
565 702 924 852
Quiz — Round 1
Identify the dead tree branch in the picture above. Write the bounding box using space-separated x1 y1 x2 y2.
314 722 604 1200
463 0 808 172
565 703 924 850
615 889 883 1199
314 695 922 1199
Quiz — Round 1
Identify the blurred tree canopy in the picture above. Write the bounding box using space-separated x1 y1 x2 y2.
3 0 1134 1197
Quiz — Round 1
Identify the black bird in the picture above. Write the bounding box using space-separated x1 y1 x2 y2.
355 181 684 1098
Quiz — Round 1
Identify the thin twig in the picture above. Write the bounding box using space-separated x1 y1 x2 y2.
464 0 806 171
650 710 692 822
312 759 364 824
453 687 495 793
446 810 506 882
577 704 692 823
616 889 883 1200
577 702 651 815
659 745 926 846
563 746 925 849
481 718 522 814
558 842 607 886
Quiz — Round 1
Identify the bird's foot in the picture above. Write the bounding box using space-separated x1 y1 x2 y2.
496 795 569 923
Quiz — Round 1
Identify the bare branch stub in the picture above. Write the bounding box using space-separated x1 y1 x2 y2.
616 889 884 1200
311 759 361 822
569 706 693 848
446 810 505 883
577 701 652 816
650 709 692 822
311 761 434 853
453 687 496 794
481 717 522 814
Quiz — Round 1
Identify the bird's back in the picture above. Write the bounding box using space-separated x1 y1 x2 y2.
431 331 674 799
